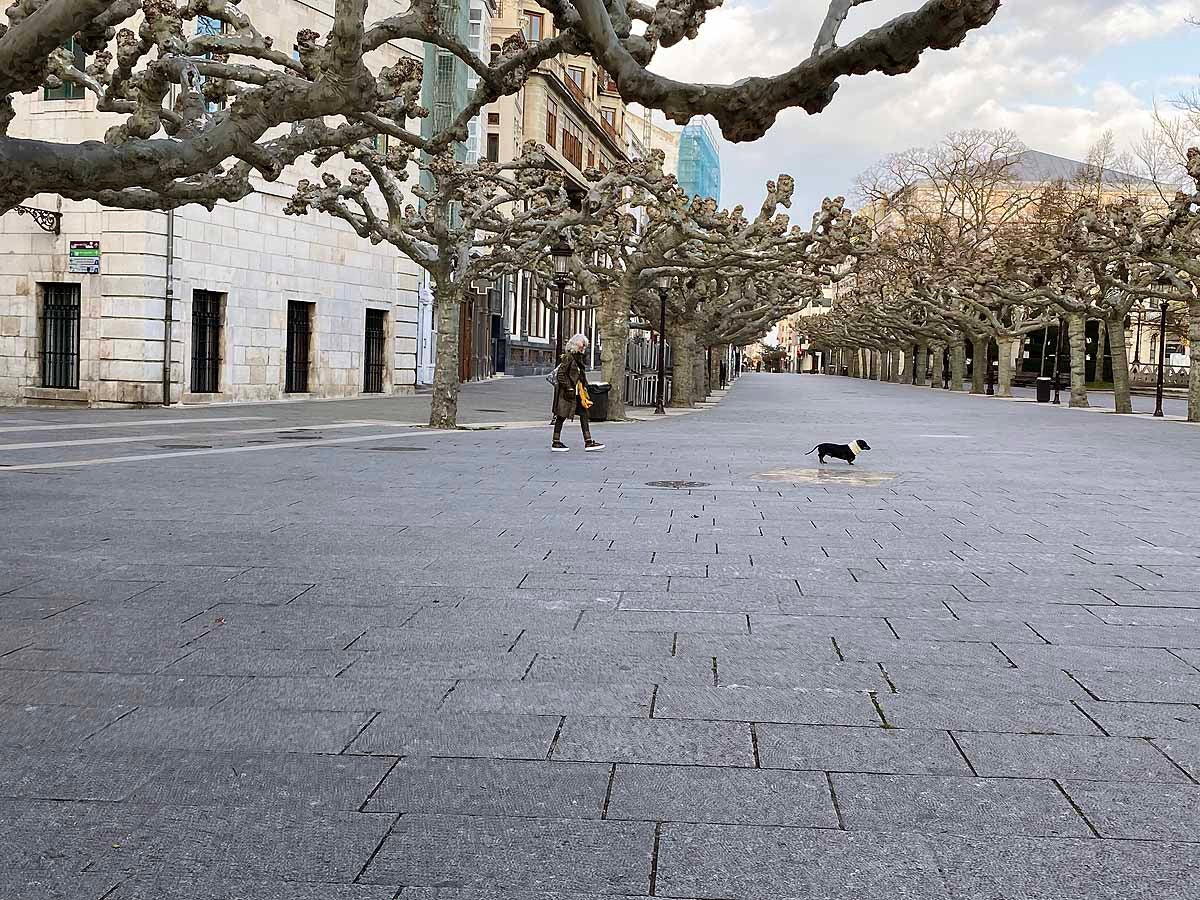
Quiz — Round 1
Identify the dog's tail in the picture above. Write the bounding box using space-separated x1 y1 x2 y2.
804 445 818 455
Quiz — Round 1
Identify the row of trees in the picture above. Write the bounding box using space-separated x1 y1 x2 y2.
0 0 998 425
801 129 1200 422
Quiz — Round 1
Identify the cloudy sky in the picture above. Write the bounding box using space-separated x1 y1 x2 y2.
648 0 1197 217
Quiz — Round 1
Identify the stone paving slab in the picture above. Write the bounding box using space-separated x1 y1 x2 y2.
348 712 560 758
754 723 973 775
606 763 837 826
360 815 654 894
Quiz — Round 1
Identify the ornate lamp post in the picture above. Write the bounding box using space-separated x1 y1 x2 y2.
1154 299 1169 418
550 238 573 362
1051 316 1065 405
654 273 671 415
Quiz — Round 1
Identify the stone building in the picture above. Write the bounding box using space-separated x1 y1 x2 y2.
0 2 424 407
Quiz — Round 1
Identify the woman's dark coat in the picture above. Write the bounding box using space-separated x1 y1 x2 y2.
552 351 588 419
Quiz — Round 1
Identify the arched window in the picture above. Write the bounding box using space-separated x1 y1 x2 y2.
490 43 501 64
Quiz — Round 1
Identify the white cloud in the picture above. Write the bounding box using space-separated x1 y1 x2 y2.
649 0 1198 214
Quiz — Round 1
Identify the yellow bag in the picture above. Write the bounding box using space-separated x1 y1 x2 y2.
576 382 593 410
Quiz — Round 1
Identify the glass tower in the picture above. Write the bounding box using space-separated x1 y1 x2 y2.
676 118 720 203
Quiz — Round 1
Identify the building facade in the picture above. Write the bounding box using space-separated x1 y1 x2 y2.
1 2 424 407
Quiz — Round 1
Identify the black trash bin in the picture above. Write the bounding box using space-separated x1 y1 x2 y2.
587 382 611 422
1036 377 1052 403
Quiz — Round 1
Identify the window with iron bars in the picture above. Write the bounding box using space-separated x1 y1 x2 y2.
285 300 313 393
40 283 81 389
363 308 387 393
191 290 223 393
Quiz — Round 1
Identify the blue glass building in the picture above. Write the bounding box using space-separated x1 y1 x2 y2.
676 118 720 203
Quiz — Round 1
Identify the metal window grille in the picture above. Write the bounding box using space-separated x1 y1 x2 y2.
191 290 222 393
364 309 387 393
285 300 312 393
40 284 81 389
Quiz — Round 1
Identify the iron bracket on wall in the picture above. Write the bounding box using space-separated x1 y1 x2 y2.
14 205 62 235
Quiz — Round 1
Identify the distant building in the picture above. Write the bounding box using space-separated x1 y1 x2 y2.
677 119 721 203
624 108 681 178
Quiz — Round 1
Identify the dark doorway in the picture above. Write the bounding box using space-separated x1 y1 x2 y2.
363 308 387 393
191 290 222 393
40 283 81 389
285 300 313 393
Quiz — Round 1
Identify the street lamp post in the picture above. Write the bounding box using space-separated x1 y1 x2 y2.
1154 299 1168 418
654 274 670 415
1051 317 1065 405
986 338 995 396
549 238 573 363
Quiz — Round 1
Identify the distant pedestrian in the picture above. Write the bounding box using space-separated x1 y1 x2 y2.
719 359 728 388
551 334 604 452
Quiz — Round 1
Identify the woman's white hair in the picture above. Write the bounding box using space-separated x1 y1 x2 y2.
566 333 589 353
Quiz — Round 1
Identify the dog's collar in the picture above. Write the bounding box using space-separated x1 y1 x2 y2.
848 440 861 455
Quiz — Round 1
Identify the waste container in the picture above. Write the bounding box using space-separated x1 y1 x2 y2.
587 382 611 422
1036 377 1052 403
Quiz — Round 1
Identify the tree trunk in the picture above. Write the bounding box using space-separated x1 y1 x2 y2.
428 275 463 429
1189 299 1200 423
970 336 987 394
668 325 699 408
949 339 966 391
915 340 929 386
1094 317 1107 384
930 345 946 388
694 349 706 399
1067 312 1089 408
708 346 721 393
1107 314 1133 415
598 286 632 420
869 350 881 380
996 336 1016 398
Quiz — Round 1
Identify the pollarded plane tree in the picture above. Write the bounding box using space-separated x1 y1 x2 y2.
286 140 648 428
1073 149 1200 421
1 0 1000 212
856 129 1040 391
628 185 865 407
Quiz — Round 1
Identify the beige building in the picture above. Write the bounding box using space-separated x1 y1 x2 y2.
484 1 632 375
1 2 424 407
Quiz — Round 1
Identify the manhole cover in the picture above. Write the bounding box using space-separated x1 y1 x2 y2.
752 468 897 485
155 444 212 450
645 480 711 489
362 446 428 452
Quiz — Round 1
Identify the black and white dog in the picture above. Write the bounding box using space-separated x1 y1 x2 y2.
805 439 871 465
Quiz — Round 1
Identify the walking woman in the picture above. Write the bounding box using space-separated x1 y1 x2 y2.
551 333 605 452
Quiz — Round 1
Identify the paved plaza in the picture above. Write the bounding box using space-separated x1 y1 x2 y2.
2 373 1200 899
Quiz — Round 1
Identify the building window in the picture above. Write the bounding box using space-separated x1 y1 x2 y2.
600 107 616 128
43 39 86 100
363 308 387 393
487 112 500 126
598 69 618 93
191 290 223 393
567 66 585 89
523 12 543 43
485 132 500 163
285 300 313 393
40 283 81 389
561 116 583 168
545 98 558 148
586 140 596 169
195 16 227 113
490 43 501 63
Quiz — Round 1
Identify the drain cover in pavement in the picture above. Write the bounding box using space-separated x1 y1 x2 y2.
645 480 711 489
752 468 897 485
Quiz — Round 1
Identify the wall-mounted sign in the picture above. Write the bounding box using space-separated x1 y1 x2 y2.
68 240 100 274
